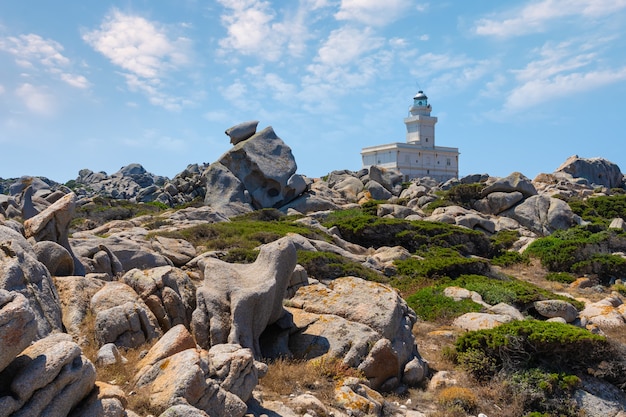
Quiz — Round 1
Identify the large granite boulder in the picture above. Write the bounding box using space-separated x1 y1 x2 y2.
204 125 306 210
555 155 624 189
191 236 297 358
0 290 37 373
23 192 85 275
0 332 96 417
133 347 249 417
481 172 537 198
0 225 63 338
501 194 578 236
122 266 196 332
288 276 428 390
90 281 162 348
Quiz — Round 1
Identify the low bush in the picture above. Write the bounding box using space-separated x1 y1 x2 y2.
323 209 493 257
436 386 478 414
491 251 529 267
545 272 576 284
394 248 490 280
405 286 483 322
455 320 607 378
296 250 385 282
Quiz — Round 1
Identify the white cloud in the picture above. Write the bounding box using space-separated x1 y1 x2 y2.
0 85 5 95
335 0 410 26
475 0 626 37
83 9 192 109
505 68 626 111
0 34 89 89
60 73 90 89
217 0 314 61
501 38 626 111
315 26 383 66
15 83 56 116
220 79 248 103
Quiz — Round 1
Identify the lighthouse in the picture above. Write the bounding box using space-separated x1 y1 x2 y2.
361 91 459 182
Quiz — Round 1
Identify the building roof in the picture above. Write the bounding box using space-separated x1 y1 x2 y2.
413 90 428 100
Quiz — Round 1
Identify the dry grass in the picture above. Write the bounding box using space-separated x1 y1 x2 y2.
260 358 335 403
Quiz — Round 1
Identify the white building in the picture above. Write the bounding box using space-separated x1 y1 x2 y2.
361 91 459 182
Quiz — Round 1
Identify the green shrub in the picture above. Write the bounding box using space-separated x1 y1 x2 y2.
490 230 521 252
395 248 490 280
545 272 576 284
449 274 583 309
405 286 483 322
323 209 493 256
455 320 607 377
571 253 626 283
507 369 581 417
491 250 529 267
296 251 385 282
568 194 626 222
152 214 325 253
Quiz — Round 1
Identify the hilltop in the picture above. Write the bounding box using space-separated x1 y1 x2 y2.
1 123 626 417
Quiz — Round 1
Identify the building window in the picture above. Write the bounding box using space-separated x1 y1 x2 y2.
425 138 429 143
447 158 451 166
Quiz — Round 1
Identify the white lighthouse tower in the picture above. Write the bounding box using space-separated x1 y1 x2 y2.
361 90 459 182
405 91 437 147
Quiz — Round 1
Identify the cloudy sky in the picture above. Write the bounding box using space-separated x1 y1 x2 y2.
1 1 625 183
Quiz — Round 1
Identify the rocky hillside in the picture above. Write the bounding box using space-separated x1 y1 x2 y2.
1 122 626 417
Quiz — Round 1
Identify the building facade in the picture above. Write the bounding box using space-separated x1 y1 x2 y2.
361 91 459 182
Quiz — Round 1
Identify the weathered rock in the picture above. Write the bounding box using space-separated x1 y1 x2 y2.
33 240 74 276
580 296 626 328
452 312 513 331
225 120 259 145
135 324 197 384
122 266 196 331
444 286 490 307
368 166 404 195
151 236 197 267
159 405 210 417
488 302 525 321
192 237 297 357
474 191 524 215
609 218 626 231
96 343 126 367
69 381 128 417
287 393 329 417
133 348 247 417
334 377 384 417
556 155 624 189
203 162 254 216
23 192 85 275
53 275 105 344
501 194 577 236
206 126 304 210
481 172 537 198
533 299 578 323
287 307 379 367
72 234 172 274
91 281 162 348
357 338 400 391
207 343 261 402
0 290 37 372
289 277 427 387
0 333 96 417
0 225 63 338
364 180 393 200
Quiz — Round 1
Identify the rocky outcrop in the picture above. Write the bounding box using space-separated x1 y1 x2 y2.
90 281 162 348
0 290 37 372
0 225 63 338
501 194 578 236
203 125 307 211
192 237 297 357
122 266 196 331
555 155 624 189
0 333 96 417
288 276 428 391
23 192 85 275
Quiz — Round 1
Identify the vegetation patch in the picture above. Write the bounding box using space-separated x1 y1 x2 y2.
454 320 607 380
405 286 483 322
567 194 626 225
394 248 490 281
524 227 626 284
296 250 385 282
323 208 492 256
152 210 325 253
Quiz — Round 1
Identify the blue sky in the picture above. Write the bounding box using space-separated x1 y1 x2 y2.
1 1 625 183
